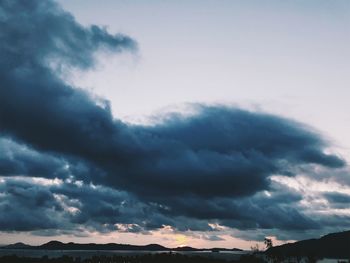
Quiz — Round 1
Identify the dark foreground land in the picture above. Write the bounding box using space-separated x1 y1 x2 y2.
0 253 264 263
267 230 350 259
2 252 350 263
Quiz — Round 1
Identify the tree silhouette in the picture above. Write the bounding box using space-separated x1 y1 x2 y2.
264 238 273 250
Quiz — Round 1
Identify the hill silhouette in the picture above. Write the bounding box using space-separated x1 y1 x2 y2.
1 243 32 249
266 230 350 258
0 253 264 263
1 241 242 252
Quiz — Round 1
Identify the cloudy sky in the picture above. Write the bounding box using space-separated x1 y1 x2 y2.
0 0 350 249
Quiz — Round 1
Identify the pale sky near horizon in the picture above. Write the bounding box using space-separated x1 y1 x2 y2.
1 0 350 250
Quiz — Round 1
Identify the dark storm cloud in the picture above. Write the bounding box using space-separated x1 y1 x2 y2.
0 177 137 232
0 0 136 70
0 178 62 231
323 192 350 210
154 180 316 232
0 0 348 237
0 0 137 165
0 137 109 184
324 192 350 203
0 175 347 238
0 138 67 177
0 176 212 233
122 107 344 200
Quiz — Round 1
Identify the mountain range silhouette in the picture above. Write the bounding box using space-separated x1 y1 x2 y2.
1 240 242 252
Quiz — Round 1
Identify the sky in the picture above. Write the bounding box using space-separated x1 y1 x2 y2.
0 0 350 250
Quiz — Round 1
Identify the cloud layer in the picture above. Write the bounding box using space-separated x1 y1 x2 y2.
0 0 349 242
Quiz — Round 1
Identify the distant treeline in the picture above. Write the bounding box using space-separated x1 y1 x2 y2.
0 253 265 263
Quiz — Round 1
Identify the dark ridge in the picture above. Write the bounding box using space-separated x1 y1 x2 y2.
266 230 350 258
38 241 169 251
1 243 32 249
173 246 243 252
0 254 263 263
173 246 201 252
1 241 242 252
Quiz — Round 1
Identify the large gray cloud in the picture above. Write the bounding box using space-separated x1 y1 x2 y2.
2 175 349 241
0 0 348 240
0 138 68 178
0 178 63 231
